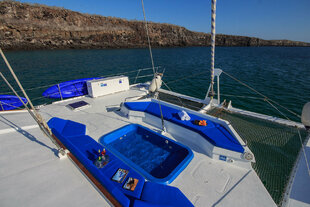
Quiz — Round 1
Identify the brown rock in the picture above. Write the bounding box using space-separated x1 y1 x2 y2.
0 1 309 51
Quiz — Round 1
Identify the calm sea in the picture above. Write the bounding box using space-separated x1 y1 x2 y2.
1 47 309 122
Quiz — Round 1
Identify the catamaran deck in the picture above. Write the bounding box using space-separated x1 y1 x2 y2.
1 85 278 206
0 112 112 207
0 87 275 206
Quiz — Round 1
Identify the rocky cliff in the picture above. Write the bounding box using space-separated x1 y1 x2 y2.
0 1 309 50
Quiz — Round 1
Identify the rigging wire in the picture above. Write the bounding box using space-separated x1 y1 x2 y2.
141 0 165 132
0 48 36 111
161 80 186 108
218 94 265 100
141 0 156 75
0 100 26 110
0 64 299 122
0 48 62 152
165 70 209 85
0 67 156 95
222 70 301 119
219 70 309 178
0 71 61 150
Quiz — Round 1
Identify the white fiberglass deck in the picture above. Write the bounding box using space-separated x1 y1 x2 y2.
0 112 111 207
0 85 276 207
286 135 310 207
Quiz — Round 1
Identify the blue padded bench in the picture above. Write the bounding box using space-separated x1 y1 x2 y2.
133 182 194 207
48 117 194 207
48 117 144 206
124 101 244 153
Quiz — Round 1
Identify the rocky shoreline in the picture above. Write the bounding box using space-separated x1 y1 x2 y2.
1 1 309 51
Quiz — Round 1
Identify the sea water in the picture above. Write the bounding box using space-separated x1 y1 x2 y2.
0 47 309 121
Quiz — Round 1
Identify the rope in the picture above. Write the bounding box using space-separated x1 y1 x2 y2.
0 72 31 112
0 48 62 151
141 0 156 75
0 71 55 142
222 70 301 119
0 48 36 111
210 0 217 100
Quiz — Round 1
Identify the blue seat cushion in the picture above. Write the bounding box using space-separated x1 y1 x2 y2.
145 102 178 121
133 200 173 207
202 125 244 153
62 120 86 137
47 117 86 138
48 117 195 207
47 117 147 206
170 113 244 152
47 117 67 134
59 135 131 207
124 102 151 111
140 182 193 207
67 135 145 200
124 101 244 153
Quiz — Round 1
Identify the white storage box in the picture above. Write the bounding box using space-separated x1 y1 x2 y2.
87 76 129 98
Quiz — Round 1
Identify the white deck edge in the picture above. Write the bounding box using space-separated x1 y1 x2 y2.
0 109 29 114
228 106 304 129
281 133 310 207
157 87 304 129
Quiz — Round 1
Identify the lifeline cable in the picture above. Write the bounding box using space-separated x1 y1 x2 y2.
141 0 166 132
0 48 63 152
141 0 156 75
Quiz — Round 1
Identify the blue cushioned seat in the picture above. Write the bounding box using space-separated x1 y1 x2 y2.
47 117 86 138
62 120 86 137
48 117 142 206
48 117 194 207
145 102 176 121
133 182 193 207
47 117 67 133
202 126 244 153
124 102 151 111
133 200 172 207
124 102 244 153
56 134 131 207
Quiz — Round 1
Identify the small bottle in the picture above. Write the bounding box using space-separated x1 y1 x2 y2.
94 149 104 168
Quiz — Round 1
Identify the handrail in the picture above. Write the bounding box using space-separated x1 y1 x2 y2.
57 84 63 100
0 66 157 95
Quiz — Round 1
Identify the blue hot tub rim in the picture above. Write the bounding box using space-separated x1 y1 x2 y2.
99 124 194 184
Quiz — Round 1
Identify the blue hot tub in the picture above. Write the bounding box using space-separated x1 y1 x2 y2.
99 124 194 184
